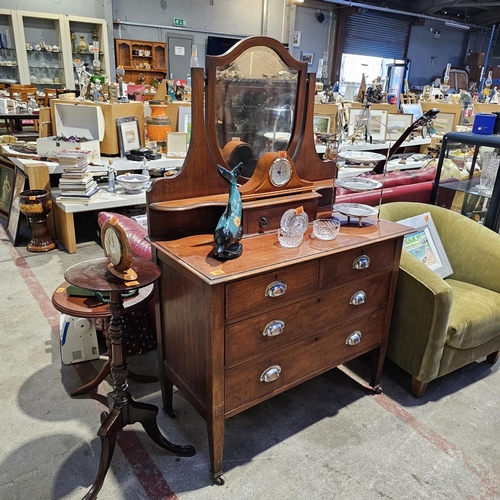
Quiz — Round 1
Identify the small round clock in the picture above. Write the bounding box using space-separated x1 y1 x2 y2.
100 216 137 280
269 156 292 187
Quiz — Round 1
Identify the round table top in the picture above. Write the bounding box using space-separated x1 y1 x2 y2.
64 258 161 293
52 281 154 318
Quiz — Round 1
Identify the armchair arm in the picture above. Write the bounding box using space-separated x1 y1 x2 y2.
388 251 453 383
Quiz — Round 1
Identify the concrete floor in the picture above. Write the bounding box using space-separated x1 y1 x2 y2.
1 219 500 500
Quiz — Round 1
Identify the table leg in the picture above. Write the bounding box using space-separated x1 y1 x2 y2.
52 203 76 253
71 359 110 397
83 291 195 499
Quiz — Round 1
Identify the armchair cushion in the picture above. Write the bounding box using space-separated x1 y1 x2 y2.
446 279 500 349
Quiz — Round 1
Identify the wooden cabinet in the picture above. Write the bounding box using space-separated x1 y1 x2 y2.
151 223 406 481
114 38 167 85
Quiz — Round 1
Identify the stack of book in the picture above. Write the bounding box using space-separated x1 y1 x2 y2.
56 149 101 203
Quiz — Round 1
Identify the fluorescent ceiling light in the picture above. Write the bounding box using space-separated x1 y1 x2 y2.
445 21 470 30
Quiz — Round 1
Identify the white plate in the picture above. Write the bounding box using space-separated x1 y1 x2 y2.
263 132 291 142
334 177 382 192
333 203 379 218
337 151 386 163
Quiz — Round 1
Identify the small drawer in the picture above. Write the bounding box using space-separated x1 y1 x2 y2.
244 199 318 235
225 310 386 413
321 240 395 289
226 272 391 367
226 260 319 320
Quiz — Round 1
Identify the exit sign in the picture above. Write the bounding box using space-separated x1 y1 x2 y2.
173 18 186 27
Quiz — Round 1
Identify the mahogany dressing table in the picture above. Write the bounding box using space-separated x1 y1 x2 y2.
145 37 407 484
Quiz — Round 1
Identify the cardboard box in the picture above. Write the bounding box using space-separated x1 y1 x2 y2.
37 103 104 163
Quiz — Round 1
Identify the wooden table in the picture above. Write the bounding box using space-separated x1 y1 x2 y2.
64 258 195 500
52 280 157 396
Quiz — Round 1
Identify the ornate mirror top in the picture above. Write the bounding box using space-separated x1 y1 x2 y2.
209 40 304 178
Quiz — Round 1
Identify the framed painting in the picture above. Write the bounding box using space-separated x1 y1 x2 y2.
313 115 331 134
0 161 15 220
348 109 388 142
292 31 301 48
301 52 314 65
398 212 453 279
178 107 192 144
401 103 423 122
116 116 141 157
386 113 413 141
6 167 27 245
432 113 455 135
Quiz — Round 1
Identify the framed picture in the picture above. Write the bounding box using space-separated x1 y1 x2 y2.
398 212 453 279
0 161 15 220
301 52 314 65
313 115 331 134
432 112 455 135
116 116 141 157
6 167 27 245
292 31 301 48
178 107 192 144
348 109 388 142
401 103 423 122
166 132 188 157
386 113 413 141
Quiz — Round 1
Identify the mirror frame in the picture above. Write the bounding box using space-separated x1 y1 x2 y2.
206 36 308 176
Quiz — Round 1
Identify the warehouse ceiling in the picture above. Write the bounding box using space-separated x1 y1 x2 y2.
322 0 500 28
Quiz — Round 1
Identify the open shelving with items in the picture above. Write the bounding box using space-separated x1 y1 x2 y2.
114 38 167 85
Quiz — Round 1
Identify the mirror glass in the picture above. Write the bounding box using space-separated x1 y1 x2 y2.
215 46 298 176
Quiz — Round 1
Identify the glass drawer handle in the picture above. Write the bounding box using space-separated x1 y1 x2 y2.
346 331 362 345
349 290 366 305
265 280 287 297
263 320 285 337
260 365 282 383
353 255 370 270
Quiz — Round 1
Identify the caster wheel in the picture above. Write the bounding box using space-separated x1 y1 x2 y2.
214 474 226 486
373 385 383 394
100 411 109 424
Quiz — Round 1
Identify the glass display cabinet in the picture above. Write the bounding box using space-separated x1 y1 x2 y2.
64 16 110 90
431 131 500 231
16 12 67 90
0 10 20 85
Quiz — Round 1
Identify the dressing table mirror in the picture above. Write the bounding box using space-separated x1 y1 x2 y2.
146 35 336 241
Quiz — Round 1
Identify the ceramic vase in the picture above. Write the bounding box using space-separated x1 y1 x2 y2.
19 189 56 252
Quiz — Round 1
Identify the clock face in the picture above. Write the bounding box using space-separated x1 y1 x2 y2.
104 226 122 266
269 157 292 187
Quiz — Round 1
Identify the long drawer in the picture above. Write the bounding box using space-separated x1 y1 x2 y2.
226 271 391 367
224 310 386 414
225 260 319 320
320 240 396 289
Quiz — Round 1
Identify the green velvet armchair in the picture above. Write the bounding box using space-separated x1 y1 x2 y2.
379 202 500 397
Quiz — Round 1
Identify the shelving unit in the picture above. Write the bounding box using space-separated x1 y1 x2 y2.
0 10 110 92
0 10 19 86
114 38 167 85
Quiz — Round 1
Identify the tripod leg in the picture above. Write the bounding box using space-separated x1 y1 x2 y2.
82 408 122 500
128 399 195 456
71 360 111 397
